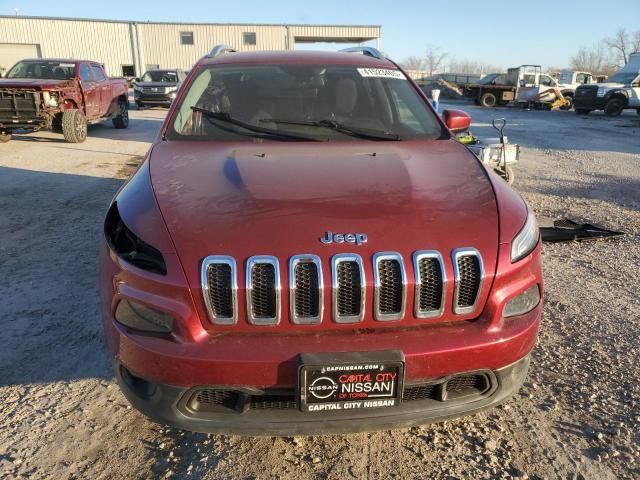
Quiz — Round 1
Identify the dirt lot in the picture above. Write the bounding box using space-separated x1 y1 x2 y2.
1 104 639 480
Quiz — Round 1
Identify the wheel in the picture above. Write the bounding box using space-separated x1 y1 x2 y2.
560 94 573 110
112 98 129 129
480 92 497 108
0 131 11 143
61 109 88 143
575 109 591 116
494 166 515 185
604 97 625 117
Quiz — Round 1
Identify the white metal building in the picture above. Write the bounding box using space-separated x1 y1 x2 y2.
0 16 381 77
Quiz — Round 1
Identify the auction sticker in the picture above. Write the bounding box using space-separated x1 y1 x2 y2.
357 68 406 80
299 361 404 413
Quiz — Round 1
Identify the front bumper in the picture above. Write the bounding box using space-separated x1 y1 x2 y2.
114 353 531 435
573 96 605 110
134 91 175 105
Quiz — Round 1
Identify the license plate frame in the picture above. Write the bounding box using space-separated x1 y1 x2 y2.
298 351 404 413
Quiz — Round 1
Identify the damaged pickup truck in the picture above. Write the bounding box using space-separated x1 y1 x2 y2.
0 59 129 143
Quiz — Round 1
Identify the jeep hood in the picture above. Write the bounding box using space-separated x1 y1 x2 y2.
149 140 499 287
0 78 72 89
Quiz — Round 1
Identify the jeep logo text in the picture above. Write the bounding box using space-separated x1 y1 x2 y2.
320 231 368 245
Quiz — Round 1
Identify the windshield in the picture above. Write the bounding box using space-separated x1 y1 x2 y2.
169 64 442 141
606 72 638 84
558 72 573 84
142 70 178 83
7 61 76 80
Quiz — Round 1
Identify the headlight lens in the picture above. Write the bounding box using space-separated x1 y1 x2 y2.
511 209 539 262
115 299 174 333
503 285 540 318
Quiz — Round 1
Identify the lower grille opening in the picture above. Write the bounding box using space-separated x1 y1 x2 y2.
187 374 492 414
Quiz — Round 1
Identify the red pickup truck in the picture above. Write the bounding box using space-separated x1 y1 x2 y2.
0 59 129 143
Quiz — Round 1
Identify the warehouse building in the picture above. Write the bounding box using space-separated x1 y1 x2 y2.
0 16 381 77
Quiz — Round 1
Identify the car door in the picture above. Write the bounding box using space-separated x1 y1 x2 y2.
78 62 101 117
90 64 110 118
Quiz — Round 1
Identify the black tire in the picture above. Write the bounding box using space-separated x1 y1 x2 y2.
112 98 130 129
0 132 11 143
575 109 591 116
480 92 497 108
560 94 573 110
62 109 87 143
604 97 625 117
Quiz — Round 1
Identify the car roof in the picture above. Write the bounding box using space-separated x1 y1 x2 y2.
18 58 91 64
199 50 397 69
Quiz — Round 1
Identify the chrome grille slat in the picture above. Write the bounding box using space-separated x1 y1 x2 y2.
201 248 484 325
373 252 406 321
332 254 365 323
246 256 281 326
413 251 446 319
289 255 323 324
201 256 237 325
452 248 484 315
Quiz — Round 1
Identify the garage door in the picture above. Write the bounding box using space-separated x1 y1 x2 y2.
0 43 41 74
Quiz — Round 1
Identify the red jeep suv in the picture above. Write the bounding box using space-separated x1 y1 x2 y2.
100 46 542 435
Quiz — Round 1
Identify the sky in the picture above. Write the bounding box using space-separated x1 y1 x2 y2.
1 0 639 69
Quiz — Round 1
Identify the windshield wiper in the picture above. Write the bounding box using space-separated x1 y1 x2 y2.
260 118 401 141
191 107 321 142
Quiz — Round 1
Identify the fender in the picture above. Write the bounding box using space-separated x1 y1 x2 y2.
604 88 630 104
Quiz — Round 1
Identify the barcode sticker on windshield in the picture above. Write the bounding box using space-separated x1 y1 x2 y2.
357 68 406 80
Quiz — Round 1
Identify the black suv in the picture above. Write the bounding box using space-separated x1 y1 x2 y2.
134 69 186 108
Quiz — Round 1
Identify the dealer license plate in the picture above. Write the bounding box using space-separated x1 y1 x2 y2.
299 352 404 413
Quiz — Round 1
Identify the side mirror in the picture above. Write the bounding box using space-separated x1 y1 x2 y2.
443 109 472 133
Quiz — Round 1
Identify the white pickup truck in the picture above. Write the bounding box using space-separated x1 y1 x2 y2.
573 52 640 116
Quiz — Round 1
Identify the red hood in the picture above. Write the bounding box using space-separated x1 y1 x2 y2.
149 139 500 328
0 78 72 89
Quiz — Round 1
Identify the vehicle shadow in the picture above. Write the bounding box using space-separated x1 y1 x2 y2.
0 166 127 386
9 116 164 145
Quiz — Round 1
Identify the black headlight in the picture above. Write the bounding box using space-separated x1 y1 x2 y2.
104 202 167 275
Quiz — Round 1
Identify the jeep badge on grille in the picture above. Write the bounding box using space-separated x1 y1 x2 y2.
320 231 368 245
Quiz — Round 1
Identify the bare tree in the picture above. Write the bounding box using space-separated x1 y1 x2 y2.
401 56 426 71
570 43 615 76
604 28 640 66
424 45 447 76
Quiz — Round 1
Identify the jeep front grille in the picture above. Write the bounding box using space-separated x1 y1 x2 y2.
201 256 237 325
332 254 365 323
453 249 484 314
373 252 406 321
413 251 445 318
246 256 280 326
290 255 323 324
200 248 485 326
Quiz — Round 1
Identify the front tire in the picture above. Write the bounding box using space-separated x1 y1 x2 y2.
604 97 625 117
480 92 497 108
0 131 11 143
112 98 130 129
62 109 88 143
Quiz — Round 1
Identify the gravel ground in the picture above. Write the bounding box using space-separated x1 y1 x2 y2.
0 104 638 480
